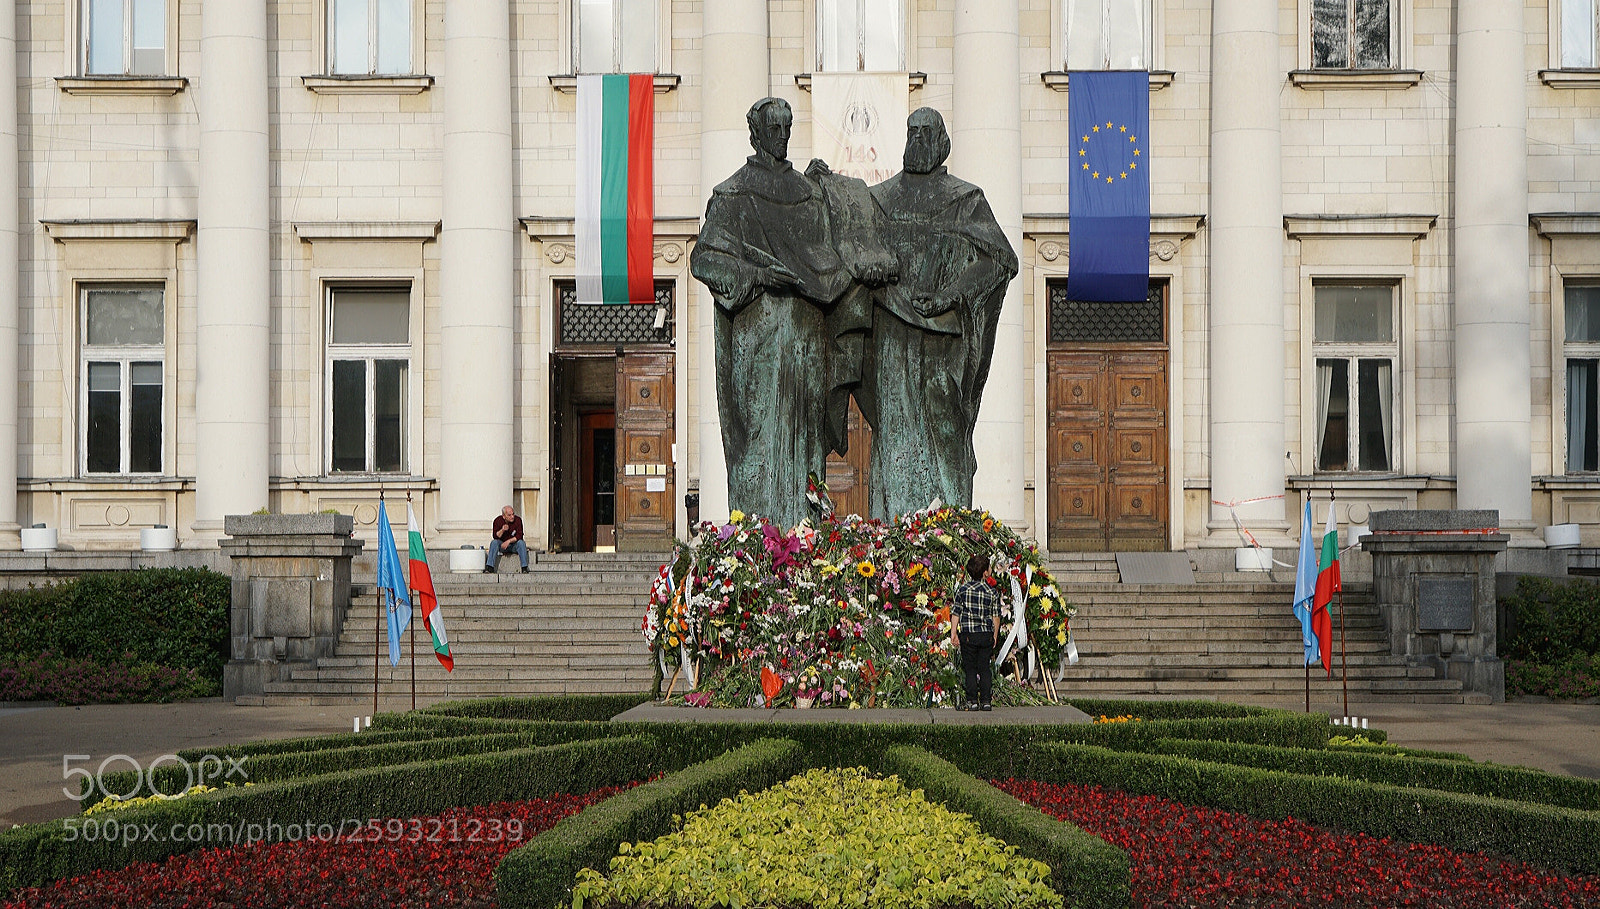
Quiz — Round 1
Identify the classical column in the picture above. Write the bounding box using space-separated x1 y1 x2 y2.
435 0 515 541
1206 0 1286 541
952 0 1025 528
0 0 17 548
194 0 271 538
694 0 769 522
1454 0 1531 526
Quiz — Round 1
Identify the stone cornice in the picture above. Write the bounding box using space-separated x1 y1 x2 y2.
1283 214 1436 240
1531 214 1600 238
56 75 188 96
300 75 434 95
1288 69 1422 90
41 219 195 242
548 74 681 94
292 221 441 242
1022 214 1204 263
1040 70 1174 92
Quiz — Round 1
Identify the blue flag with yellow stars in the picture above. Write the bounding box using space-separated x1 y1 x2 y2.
1068 71 1150 302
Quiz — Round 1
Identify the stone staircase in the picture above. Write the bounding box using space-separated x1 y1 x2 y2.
242 552 1477 707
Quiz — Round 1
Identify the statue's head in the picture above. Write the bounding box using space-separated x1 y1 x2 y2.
746 97 793 163
904 107 950 175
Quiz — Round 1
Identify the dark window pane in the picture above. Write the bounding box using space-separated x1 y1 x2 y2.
593 427 615 526
1566 286 1600 342
86 288 163 346
1314 285 1392 343
1316 358 1350 471
373 359 406 473
332 359 366 472
331 289 409 344
1311 0 1348 68
1356 359 1392 471
1568 359 1599 472
129 362 162 473
86 362 121 473
1353 0 1390 67
1048 281 1164 343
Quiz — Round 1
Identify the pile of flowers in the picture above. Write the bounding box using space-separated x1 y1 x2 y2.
1000 779 1600 907
573 768 1060 909
643 506 1073 708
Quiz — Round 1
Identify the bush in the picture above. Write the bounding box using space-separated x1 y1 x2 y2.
0 735 657 893
1029 741 1600 875
420 693 653 722
0 569 229 693
0 653 213 704
881 745 1129 909
496 737 808 909
1501 575 1600 663
1146 738 1600 811
1507 654 1600 700
172 729 432 763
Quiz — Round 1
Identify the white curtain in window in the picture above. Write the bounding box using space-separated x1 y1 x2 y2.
1065 0 1145 70
1563 0 1597 68
1375 359 1393 469
375 0 410 74
1570 361 1593 472
1315 361 1335 468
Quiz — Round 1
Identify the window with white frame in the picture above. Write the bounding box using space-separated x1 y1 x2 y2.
1565 285 1600 471
328 0 413 75
1313 285 1397 472
1559 0 1600 68
576 0 658 74
818 0 904 72
81 286 164 475
327 287 410 474
1064 0 1149 71
1311 0 1394 69
82 0 166 76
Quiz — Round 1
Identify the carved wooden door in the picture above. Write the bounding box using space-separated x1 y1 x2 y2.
615 351 675 551
824 398 873 519
1047 349 1168 551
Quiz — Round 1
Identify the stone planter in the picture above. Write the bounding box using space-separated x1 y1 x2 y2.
1544 523 1581 549
449 547 486 573
1234 547 1272 571
140 526 178 551
20 527 56 551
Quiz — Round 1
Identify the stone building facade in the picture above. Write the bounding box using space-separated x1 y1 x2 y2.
3 0 1598 555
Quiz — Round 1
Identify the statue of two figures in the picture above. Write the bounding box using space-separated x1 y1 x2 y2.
691 98 1019 527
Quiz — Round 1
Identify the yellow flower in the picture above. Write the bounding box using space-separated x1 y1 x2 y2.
857 561 876 578
729 510 745 523
1057 630 1067 645
1028 584 1041 597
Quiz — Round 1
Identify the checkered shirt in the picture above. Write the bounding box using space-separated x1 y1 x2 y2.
951 580 1001 636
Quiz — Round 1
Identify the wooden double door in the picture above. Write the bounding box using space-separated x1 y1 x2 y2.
1047 348 1169 551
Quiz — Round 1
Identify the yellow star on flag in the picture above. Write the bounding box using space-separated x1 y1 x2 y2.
1092 125 1099 132
1092 171 1099 179
1106 121 1113 128
1119 126 1127 133
1120 172 1127 179
1105 177 1113 184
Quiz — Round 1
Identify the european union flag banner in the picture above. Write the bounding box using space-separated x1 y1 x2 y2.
1068 71 1150 302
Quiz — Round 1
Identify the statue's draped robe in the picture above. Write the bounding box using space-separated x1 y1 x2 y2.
690 156 886 527
864 167 1018 519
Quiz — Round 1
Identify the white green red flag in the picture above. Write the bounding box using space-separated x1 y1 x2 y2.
1311 504 1339 676
576 73 654 305
408 502 453 672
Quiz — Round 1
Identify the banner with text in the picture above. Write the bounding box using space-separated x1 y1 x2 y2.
810 72 908 186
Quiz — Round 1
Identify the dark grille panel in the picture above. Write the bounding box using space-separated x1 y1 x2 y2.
557 281 675 346
1048 281 1164 344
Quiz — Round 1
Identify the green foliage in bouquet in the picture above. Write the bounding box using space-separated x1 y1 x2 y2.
570 766 1062 909
643 507 1074 709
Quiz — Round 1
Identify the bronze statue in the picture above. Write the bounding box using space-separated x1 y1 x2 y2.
689 98 895 527
862 108 1017 518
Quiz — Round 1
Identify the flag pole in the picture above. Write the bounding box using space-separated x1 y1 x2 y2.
407 489 416 712
373 584 380 717
1335 492 1348 718
1304 659 1309 714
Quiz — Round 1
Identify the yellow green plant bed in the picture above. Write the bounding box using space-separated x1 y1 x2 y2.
572 767 1061 909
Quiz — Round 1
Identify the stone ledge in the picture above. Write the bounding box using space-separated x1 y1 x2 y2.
56 75 188 96
223 513 355 537
300 75 433 95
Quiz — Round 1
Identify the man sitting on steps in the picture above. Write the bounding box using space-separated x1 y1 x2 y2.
486 505 529 573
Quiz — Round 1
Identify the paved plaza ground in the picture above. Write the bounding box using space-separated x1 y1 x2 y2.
2 695 1595 830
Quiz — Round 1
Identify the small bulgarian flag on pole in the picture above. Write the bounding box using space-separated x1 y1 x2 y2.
408 500 453 672
576 73 654 304
1312 503 1340 676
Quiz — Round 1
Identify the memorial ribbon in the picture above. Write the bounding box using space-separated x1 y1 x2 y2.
995 564 1031 670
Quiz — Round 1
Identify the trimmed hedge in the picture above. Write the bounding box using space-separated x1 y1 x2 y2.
88 725 633 809
0 735 657 893
0 569 229 688
172 728 432 763
420 693 654 722
1146 738 1600 811
1054 713 1342 751
1501 574 1600 663
1030 741 1600 875
1325 740 1468 761
495 737 808 909
881 745 1129 909
1064 698 1275 721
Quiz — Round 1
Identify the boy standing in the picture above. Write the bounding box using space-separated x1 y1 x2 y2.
949 554 1000 710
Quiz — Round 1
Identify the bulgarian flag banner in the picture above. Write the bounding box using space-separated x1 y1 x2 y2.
408 502 453 672
1312 504 1340 675
576 74 654 305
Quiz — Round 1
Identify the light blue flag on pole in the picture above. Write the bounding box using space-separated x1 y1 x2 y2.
1291 501 1319 667
375 499 412 667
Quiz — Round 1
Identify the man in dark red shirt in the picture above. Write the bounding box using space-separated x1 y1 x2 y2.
485 505 528 573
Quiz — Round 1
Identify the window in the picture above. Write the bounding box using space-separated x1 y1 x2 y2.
1565 286 1600 471
82 0 165 75
329 0 412 75
818 0 903 72
1313 285 1396 472
327 287 410 473
576 0 657 74
81 286 163 475
1560 0 1599 68
1311 0 1393 68
1064 0 1149 70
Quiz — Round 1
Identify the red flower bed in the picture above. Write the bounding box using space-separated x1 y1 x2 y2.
999 779 1600 908
3 787 623 909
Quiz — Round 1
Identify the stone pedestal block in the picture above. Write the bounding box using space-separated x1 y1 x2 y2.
220 513 363 701
1362 509 1507 702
